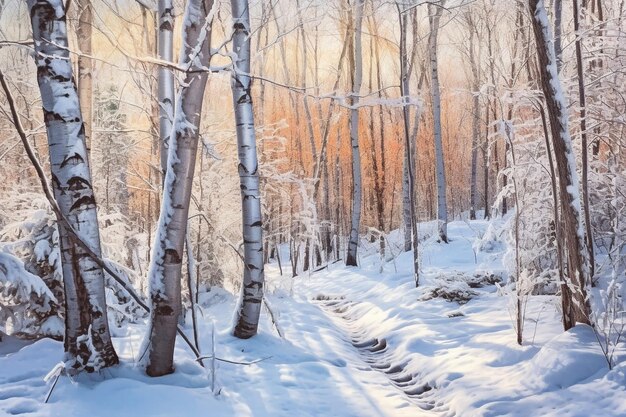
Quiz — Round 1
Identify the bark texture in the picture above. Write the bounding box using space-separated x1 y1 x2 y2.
398 4 420 286
144 0 214 376
158 0 175 180
231 0 266 339
528 0 591 328
28 0 118 372
428 2 448 242
346 0 364 267
76 0 93 158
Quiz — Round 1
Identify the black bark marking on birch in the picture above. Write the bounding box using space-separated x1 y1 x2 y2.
43 109 65 123
67 177 91 191
51 74 71 83
31 3 59 30
164 248 182 264
69 195 96 212
155 304 175 315
159 8 174 31
61 153 86 168
51 174 61 191
250 220 262 227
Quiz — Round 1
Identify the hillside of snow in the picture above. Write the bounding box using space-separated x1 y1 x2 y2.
1 220 624 417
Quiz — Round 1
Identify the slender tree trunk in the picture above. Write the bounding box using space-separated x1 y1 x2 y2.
539 103 570 330
158 0 175 180
144 0 214 376
483 103 490 219
428 2 448 242
572 0 595 278
29 0 118 372
398 5 414 252
528 0 592 328
346 0 364 267
76 0 93 159
467 16 480 221
398 4 420 285
231 0 265 339
554 0 563 72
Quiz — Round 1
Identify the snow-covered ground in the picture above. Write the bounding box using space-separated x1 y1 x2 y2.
1 220 625 417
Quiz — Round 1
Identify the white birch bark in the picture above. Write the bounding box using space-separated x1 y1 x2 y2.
398 4 415 253
143 0 215 376
346 0 364 267
76 0 93 159
230 0 265 339
398 4 420 285
28 0 118 372
467 14 480 221
528 0 591 327
158 0 175 179
428 2 448 242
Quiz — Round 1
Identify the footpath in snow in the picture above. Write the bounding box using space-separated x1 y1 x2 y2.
1 220 625 417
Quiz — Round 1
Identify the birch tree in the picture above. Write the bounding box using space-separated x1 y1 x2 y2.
76 0 93 158
346 0 364 267
158 0 175 179
143 0 215 376
527 0 591 329
230 0 266 339
464 11 481 221
28 0 118 372
398 2 420 285
428 1 448 242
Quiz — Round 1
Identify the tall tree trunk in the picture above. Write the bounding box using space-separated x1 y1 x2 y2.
398 5 415 252
467 14 480 221
572 0 595 279
346 0 364 267
528 0 592 328
158 0 175 180
398 4 420 285
29 0 118 372
144 0 214 376
428 2 448 242
554 0 563 72
76 0 93 159
539 103 570 330
231 0 265 339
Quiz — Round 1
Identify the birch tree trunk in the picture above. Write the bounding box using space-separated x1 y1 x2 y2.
28 0 118 372
346 0 364 267
231 0 265 339
528 0 592 328
144 0 214 376
398 3 420 285
428 2 448 242
76 0 93 159
554 0 563 72
467 14 480 221
572 0 595 279
398 4 415 253
158 0 175 180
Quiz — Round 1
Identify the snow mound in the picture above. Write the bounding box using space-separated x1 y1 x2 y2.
526 325 608 389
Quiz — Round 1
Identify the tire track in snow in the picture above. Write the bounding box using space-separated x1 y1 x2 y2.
314 296 454 417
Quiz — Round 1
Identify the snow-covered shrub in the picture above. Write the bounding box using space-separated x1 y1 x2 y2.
0 251 60 338
0 199 63 338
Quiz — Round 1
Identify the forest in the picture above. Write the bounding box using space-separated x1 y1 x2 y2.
0 0 625 415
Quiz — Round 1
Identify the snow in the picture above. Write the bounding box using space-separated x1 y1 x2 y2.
2 219 625 416
0 252 56 302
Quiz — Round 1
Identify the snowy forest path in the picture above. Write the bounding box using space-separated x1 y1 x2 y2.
312 295 454 417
